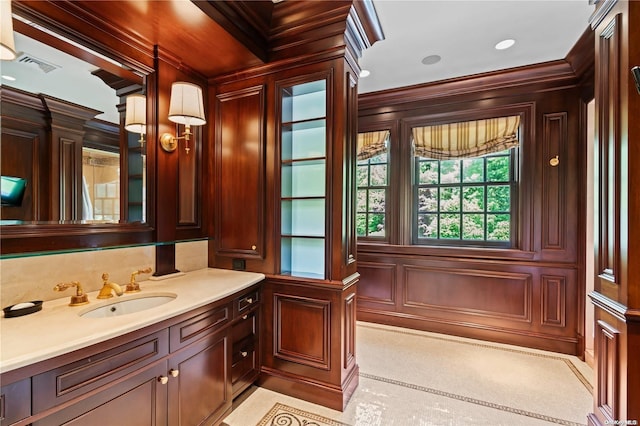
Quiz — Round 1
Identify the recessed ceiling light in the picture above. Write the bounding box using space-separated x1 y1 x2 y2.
359 69 371 78
421 55 441 65
495 39 516 50
2 75 16 81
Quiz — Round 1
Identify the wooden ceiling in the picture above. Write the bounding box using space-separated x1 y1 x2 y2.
13 0 266 78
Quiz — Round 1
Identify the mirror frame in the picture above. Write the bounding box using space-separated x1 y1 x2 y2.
1 2 157 256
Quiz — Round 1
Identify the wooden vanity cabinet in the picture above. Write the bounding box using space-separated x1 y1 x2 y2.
0 378 30 425
0 283 261 426
231 288 260 398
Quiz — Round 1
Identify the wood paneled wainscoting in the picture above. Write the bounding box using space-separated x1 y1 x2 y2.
356 28 595 357
357 250 580 354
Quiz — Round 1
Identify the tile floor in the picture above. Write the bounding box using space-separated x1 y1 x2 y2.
223 322 593 426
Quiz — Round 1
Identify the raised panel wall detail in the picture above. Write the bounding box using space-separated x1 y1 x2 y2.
542 113 567 251
215 85 265 259
541 275 566 327
357 262 396 305
595 319 619 423
343 292 356 369
403 265 532 322
274 294 330 370
596 13 621 284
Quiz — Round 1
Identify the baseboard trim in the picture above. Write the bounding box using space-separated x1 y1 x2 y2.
357 310 580 355
258 365 359 411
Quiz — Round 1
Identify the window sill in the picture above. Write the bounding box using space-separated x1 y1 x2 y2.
357 241 536 262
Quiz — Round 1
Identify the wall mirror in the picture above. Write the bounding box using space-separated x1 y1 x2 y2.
0 8 154 255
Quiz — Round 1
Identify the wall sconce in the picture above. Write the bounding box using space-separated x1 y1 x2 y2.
159 82 206 154
125 94 146 146
1 0 17 61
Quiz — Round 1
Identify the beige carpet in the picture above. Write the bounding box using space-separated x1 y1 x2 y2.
224 322 593 426
256 403 351 426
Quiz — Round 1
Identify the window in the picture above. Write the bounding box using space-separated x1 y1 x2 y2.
414 149 516 246
412 115 520 247
357 131 389 239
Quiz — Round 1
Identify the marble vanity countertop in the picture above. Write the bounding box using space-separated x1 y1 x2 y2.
0 268 265 374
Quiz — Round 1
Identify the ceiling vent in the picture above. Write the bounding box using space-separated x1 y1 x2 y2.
15 52 60 74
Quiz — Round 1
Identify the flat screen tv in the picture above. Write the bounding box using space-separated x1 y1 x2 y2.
1 176 27 206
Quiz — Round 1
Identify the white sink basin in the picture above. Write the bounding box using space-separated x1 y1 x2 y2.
79 293 177 318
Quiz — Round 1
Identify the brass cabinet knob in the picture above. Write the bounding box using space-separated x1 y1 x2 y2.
242 314 248 320
241 351 248 358
549 155 559 166
251 245 257 250
158 376 169 385
245 297 253 304
169 369 179 378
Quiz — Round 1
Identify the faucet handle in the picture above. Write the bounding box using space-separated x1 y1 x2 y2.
53 281 89 307
126 267 153 293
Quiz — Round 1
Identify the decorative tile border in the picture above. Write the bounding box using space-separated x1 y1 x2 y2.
256 403 351 426
359 373 586 426
358 322 593 393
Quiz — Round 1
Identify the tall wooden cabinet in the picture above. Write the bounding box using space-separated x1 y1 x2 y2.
207 0 382 411
211 59 361 411
588 0 640 424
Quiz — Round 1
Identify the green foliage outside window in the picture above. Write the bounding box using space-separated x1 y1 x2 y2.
415 149 514 245
357 151 388 238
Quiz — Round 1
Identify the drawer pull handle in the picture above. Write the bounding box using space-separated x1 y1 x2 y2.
245 297 253 304
158 376 169 385
242 314 248 320
169 369 180 378
241 351 248 358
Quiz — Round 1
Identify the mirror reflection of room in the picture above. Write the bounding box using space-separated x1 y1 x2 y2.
0 17 145 225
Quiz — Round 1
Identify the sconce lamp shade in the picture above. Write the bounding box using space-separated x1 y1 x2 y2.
125 94 146 134
1 0 17 61
168 82 206 127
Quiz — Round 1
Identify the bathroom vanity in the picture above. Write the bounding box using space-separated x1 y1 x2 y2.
0 268 263 426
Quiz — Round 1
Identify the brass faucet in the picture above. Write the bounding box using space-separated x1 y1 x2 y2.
54 281 89 306
97 273 124 299
125 267 153 293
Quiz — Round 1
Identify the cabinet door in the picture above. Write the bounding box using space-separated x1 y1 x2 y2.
214 85 266 259
33 362 168 426
231 309 259 398
0 378 30 426
167 329 231 426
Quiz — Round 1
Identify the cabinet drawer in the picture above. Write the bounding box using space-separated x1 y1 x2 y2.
33 329 168 413
231 338 257 397
234 288 259 317
232 310 257 343
0 378 30 426
170 303 230 352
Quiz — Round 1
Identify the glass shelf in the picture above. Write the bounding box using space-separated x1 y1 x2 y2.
281 199 325 237
280 78 327 279
281 237 325 278
282 119 326 161
281 160 326 198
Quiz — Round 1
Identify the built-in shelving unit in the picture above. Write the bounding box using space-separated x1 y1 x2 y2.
280 79 327 279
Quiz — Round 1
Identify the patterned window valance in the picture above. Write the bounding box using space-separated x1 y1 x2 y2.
412 115 521 159
357 130 389 160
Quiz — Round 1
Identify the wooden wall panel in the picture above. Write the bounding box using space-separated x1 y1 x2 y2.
541 274 566 327
357 262 396 306
542 113 567 251
595 319 619 423
596 13 621 286
343 292 356 369
403 266 532 322
0 130 39 221
214 85 265 259
274 294 330 370
59 137 80 221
